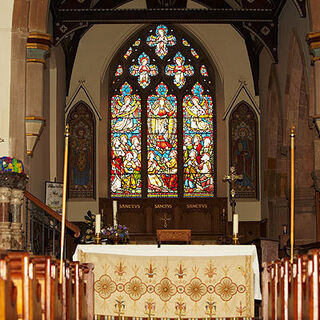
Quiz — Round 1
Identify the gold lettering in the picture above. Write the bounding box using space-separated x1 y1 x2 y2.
154 204 172 209
186 204 208 209
119 204 140 209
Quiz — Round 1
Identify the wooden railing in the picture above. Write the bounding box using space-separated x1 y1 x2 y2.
24 191 80 258
262 249 320 319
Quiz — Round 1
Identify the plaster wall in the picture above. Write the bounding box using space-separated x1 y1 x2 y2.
67 23 261 221
0 1 14 156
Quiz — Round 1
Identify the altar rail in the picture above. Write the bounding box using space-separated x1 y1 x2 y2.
0 250 94 320
24 191 80 258
262 249 320 319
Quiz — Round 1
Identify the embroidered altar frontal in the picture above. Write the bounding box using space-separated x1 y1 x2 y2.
78 251 254 318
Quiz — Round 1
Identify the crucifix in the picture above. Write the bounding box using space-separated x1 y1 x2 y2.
223 166 243 214
160 213 171 229
223 166 243 244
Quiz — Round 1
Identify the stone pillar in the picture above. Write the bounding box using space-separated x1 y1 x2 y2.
10 189 25 250
0 187 12 250
25 32 51 156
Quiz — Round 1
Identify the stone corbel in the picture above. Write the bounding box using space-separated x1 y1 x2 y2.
26 32 51 63
25 116 45 157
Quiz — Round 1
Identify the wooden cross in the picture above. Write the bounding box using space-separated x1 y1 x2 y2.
160 213 171 229
0 138 4 143
223 166 243 213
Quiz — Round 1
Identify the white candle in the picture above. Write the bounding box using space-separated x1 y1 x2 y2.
95 214 101 234
113 200 117 226
233 213 239 235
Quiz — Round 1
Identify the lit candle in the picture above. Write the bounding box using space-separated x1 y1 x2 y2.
113 200 117 226
233 213 239 235
95 214 101 234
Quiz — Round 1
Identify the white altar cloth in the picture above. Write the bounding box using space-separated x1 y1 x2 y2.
73 244 261 300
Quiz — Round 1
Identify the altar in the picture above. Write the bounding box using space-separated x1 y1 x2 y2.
74 245 261 319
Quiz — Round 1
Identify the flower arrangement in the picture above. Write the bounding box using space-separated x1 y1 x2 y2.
81 210 129 244
101 225 129 244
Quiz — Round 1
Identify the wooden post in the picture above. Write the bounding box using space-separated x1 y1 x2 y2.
290 127 295 263
59 124 70 284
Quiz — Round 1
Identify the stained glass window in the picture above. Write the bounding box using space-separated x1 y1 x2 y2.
110 82 141 197
229 102 258 199
109 24 216 198
147 83 178 197
183 83 214 197
67 102 95 199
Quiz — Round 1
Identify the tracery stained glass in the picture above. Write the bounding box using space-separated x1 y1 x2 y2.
200 65 208 77
111 82 141 197
147 25 176 59
191 48 199 59
115 65 123 76
182 38 190 47
124 47 133 59
183 82 214 197
165 52 194 88
129 53 158 88
133 38 141 46
147 82 177 197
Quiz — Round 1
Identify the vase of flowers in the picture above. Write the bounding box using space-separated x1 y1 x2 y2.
101 225 129 244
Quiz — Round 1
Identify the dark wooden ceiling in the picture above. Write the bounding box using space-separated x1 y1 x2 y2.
50 0 306 94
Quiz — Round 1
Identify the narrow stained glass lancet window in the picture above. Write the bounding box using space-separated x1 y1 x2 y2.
110 82 141 197
147 83 177 197
183 82 214 197
229 102 258 199
68 102 95 199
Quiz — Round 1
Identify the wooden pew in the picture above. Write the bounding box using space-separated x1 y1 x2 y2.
263 249 320 320
0 255 18 320
70 261 88 320
62 261 76 320
82 263 94 320
33 256 63 320
7 252 42 320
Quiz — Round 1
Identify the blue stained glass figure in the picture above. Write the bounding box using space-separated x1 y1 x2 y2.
165 52 194 88
147 25 176 59
129 53 158 88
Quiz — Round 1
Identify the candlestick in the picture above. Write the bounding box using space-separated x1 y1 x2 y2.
95 232 101 244
290 126 295 263
233 213 239 235
95 214 101 235
113 200 117 226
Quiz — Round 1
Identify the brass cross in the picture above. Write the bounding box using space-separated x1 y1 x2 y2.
160 213 171 229
223 166 243 199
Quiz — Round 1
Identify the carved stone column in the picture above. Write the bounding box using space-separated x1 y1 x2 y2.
10 189 25 250
0 169 28 250
0 187 12 250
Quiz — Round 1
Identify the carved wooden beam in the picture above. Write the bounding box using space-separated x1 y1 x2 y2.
55 8 274 24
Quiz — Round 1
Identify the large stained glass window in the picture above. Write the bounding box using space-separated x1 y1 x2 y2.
109 24 215 198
